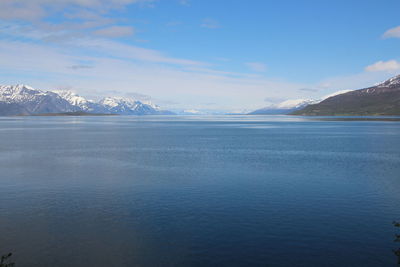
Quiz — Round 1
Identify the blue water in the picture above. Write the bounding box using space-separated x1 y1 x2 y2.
0 115 399 266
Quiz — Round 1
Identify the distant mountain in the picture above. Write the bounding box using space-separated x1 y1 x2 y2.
0 85 79 115
174 109 223 115
292 74 400 116
54 90 110 114
171 109 231 115
178 109 203 115
248 99 318 115
99 96 174 115
0 85 173 116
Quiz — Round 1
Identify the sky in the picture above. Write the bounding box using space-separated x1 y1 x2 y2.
0 0 399 112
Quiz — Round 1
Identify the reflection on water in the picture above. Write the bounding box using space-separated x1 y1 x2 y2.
0 115 399 266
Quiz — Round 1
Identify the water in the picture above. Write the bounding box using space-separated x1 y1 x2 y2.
0 115 399 266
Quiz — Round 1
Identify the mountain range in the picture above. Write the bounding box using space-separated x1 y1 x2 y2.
248 99 318 115
3 74 400 117
248 74 400 116
0 85 173 116
248 90 352 115
292 74 400 116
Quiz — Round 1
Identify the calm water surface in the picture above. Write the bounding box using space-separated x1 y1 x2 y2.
0 115 399 266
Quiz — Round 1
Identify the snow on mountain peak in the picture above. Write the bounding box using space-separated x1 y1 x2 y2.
0 84 48 103
0 84 36 94
375 74 400 87
0 84 170 115
100 96 160 110
52 90 92 107
275 99 317 109
100 96 136 108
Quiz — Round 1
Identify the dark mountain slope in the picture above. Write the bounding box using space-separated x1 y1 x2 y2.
292 74 400 116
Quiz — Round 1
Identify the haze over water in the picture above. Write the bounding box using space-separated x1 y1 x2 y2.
0 115 399 266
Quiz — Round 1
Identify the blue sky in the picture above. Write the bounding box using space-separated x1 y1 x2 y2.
0 0 399 111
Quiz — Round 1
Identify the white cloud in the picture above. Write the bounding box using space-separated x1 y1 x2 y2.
76 38 204 66
0 23 202 66
0 0 152 43
365 60 400 72
179 0 190 6
0 1 44 20
0 39 308 110
0 0 153 20
201 18 220 29
93 26 135 38
382 26 400 39
245 62 267 72
2 3 398 111
2 37 397 111
69 65 94 70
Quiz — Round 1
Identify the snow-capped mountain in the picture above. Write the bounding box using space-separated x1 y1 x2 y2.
54 90 93 110
248 89 356 115
53 90 109 113
0 85 79 115
375 74 400 88
0 85 173 116
320 90 352 100
275 99 318 109
99 96 173 115
248 99 318 115
293 74 400 115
